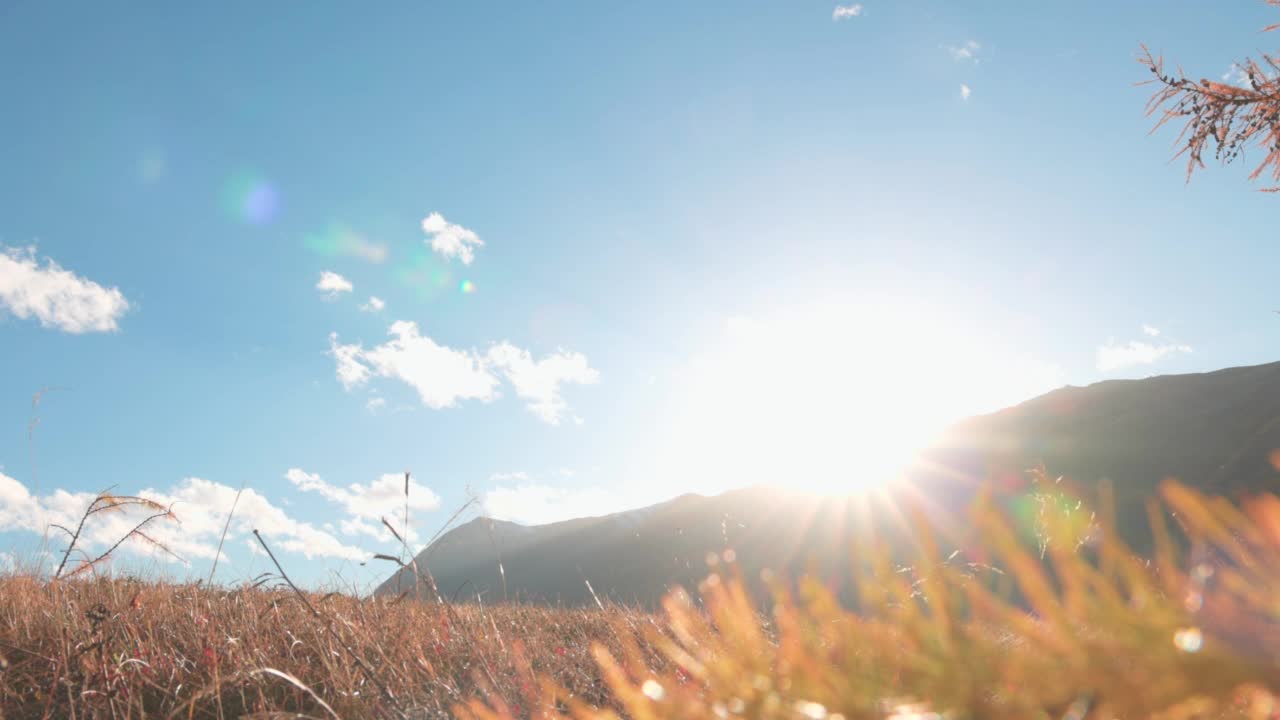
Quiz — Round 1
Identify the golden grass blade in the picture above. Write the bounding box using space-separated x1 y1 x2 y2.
250 668 341 720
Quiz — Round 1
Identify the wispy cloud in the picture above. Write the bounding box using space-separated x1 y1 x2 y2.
832 3 862 20
482 474 650 526
960 84 972 101
330 322 598 423
331 333 373 389
344 238 388 264
0 471 365 567
945 40 982 62
285 469 440 543
360 296 386 313
305 224 389 264
1096 328 1192 372
1223 63 1250 85
316 271 354 300
1221 62 1275 87
421 212 484 265
0 246 129 333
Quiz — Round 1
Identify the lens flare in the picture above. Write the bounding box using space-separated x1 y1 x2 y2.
138 149 167 184
1174 627 1203 653
460 280 476 294
222 171 280 225
304 223 388 263
396 252 453 300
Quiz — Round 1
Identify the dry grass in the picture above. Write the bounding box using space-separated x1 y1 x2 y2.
0 574 653 718
2 478 1279 718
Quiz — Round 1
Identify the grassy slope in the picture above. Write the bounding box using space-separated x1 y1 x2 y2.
2 479 1279 718
0 575 652 718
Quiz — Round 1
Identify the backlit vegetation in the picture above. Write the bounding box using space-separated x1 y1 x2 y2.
1141 0 1280 190
1 477 1278 718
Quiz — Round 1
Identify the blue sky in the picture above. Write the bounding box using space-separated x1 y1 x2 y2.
1 1 1278 589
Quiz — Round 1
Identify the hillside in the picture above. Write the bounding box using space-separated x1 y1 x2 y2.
916 360 1280 509
377 487 895 606
379 361 1280 605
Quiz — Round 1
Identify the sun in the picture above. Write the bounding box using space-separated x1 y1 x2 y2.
655 300 1061 498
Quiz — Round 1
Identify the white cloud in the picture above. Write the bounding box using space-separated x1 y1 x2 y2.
0 471 365 569
366 396 387 412
330 333 373 389
960 84 972 101
1142 324 1161 337
421 212 483 265
1096 335 1193 372
316 271 354 299
1220 62 1275 86
329 322 501 409
832 3 862 20
1223 63 1248 85
487 343 601 424
329 323 598 423
0 246 129 333
245 538 266 557
945 40 981 62
0 551 13 573
360 296 386 313
285 469 441 544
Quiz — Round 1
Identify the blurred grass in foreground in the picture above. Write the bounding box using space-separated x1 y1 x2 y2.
458 477 1280 719
1 477 1278 718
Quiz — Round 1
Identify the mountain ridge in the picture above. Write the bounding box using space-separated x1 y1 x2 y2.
378 361 1280 605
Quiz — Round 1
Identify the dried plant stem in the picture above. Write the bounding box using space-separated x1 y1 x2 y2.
63 511 182 580
207 482 245 585
51 490 179 580
1139 3 1280 190
251 529 401 713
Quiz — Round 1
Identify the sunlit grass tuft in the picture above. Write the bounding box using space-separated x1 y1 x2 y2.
456 477 1280 719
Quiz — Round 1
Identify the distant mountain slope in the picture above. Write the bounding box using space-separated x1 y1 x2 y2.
377 487 892 607
379 361 1280 606
917 360 1280 508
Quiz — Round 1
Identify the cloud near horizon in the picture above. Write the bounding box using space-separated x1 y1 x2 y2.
482 474 656 526
1096 328 1192 372
0 470 366 571
0 246 130 333
285 468 441 544
330 322 598 424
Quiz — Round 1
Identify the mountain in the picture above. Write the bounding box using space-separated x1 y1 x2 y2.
378 361 1280 606
917 360 1280 509
376 487 897 607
